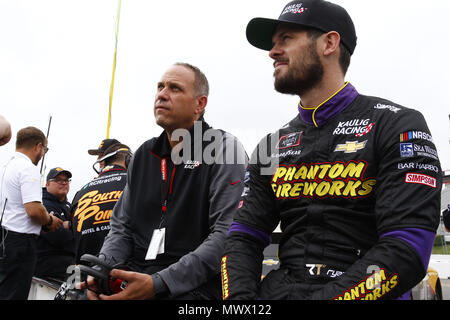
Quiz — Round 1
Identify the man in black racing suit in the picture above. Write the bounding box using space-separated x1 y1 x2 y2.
222 0 442 300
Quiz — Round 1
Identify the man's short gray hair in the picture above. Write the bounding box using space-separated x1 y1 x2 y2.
174 62 209 98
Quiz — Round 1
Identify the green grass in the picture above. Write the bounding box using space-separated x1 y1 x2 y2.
433 235 449 254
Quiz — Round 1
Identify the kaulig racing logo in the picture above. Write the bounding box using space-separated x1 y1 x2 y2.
333 119 374 137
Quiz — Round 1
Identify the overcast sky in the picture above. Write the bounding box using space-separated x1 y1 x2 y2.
0 0 449 200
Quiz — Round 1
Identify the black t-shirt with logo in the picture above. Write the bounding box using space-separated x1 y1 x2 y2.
71 165 127 263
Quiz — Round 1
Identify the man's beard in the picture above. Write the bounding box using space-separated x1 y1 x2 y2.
274 45 324 96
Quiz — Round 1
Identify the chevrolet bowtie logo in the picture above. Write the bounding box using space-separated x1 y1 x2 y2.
263 259 280 266
334 140 367 153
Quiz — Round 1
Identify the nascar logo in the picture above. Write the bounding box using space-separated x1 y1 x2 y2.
400 131 434 143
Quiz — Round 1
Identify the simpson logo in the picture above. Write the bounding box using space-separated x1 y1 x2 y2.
400 130 434 143
281 3 308 15
276 131 303 149
405 173 437 188
221 256 230 300
334 140 367 153
373 103 401 113
271 160 376 199
334 268 398 300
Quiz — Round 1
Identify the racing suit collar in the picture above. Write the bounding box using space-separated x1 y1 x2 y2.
298 82 358 127
98 164 127 176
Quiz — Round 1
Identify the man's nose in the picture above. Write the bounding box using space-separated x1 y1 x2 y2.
269 42 283 60
156 87 169 101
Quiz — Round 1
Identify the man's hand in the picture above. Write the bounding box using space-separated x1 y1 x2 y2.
84 276 101 300
46 212 63 232
93 269 155 300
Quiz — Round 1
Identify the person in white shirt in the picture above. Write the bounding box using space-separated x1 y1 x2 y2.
0 126 63 299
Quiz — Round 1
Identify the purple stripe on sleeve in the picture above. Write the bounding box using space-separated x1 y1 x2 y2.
381 228 435 300
397 291 411 300
228 221 271 246
381 228 436 271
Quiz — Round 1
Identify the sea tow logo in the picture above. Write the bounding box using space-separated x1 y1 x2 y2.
413 144 438 160
271 160 376 199
405 173 437 188
281 3 307 15
400 143 414 157
334 140 367 153
333 268 399 300
400 143 439 160
400 130 434 143
221 256 230 300
74 190 123 232
333 119 374 137
374 103 401 113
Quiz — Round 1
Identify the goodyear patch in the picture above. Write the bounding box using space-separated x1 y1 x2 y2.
271 160 376 199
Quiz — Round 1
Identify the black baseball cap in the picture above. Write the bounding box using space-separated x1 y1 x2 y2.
246 0 357 54
88 138 120 156
47 167 72 181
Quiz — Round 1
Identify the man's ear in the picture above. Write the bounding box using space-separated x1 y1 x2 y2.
195 95 208 115
322 31 341 57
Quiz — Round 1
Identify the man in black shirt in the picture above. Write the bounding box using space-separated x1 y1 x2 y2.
86 63 247 300
35 167 75 281
71 143 131 263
